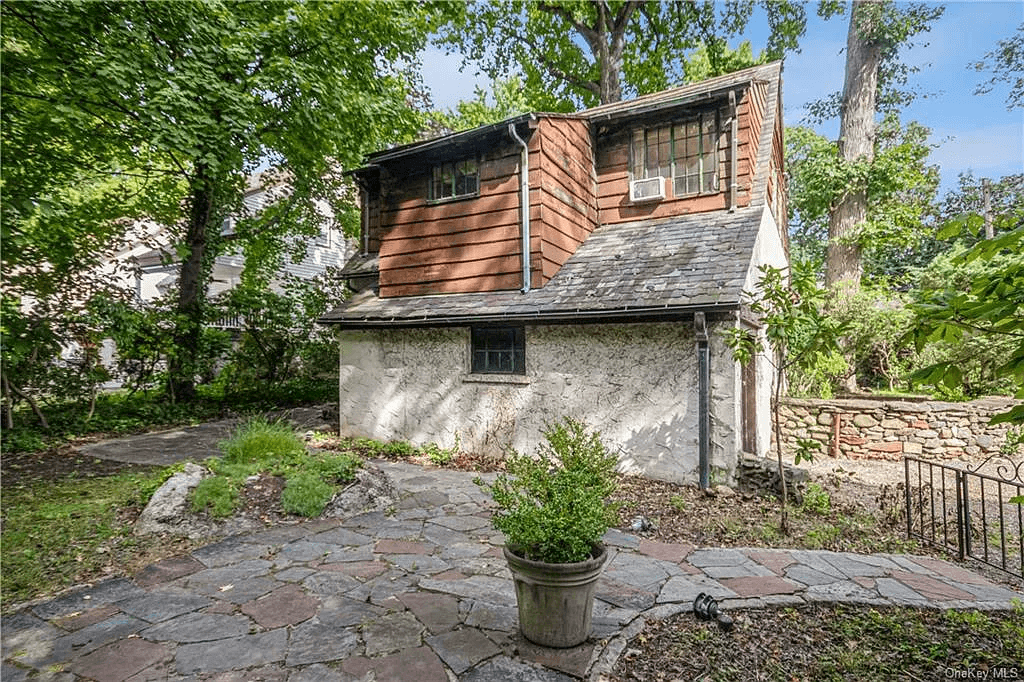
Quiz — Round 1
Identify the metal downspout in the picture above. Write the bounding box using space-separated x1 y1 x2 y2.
360 186 370 255
695 312 711 490
728 90 738 213
508 122 531 293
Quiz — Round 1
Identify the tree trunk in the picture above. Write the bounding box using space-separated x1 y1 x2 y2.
2 373 15 430
169 164 215 402
826 0 881 294
4 374 49 430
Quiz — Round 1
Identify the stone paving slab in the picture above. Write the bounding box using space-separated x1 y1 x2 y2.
4 459 1022 682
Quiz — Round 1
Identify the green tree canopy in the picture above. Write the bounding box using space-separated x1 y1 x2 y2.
437 0 806 109
2 0 437 400
786 116 940 285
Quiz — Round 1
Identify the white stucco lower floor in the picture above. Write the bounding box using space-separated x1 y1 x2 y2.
337 320 766 485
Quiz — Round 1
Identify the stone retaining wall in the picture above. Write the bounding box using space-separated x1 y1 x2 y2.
777 397 1020 461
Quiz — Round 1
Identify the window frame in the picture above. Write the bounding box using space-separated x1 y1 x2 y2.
630 111 720 198
470 326 526 376
429 157 480 203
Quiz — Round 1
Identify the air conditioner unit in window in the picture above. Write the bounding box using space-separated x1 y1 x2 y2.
629 176 665 203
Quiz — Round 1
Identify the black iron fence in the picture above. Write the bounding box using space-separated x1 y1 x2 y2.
904 455 1023 578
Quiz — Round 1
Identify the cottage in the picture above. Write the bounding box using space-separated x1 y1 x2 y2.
320 62 789 485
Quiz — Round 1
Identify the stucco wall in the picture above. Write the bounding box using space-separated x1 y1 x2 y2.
338 321 743 484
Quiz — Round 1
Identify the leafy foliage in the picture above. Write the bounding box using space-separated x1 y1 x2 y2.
725 263 846 532
437 0 806 108
786 117 939 286
427 77 534 136
191 418 360 519
807 1 945 122
2 1 435 398
212 272 345 392
973 21 1024 110
908 225 1024 423
483 418 618 563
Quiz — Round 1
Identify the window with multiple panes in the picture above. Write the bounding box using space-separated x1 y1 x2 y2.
631 111 719 196
431 158 479 201
471 326 525 375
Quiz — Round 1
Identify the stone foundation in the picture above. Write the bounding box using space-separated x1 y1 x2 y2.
776 397 1020 461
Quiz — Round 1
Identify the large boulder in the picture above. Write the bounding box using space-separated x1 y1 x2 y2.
322 461 397 518
136 463 260 539
136 458 398 539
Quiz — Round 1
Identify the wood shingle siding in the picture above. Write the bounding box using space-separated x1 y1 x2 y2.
347 62 786 301
532 117 598 289
594 100 754 226
377 146 529 298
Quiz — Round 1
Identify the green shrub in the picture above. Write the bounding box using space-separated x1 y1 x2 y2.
421 441 456 466
483 417 619 564
281 471 335 517
191 476 239 517
800 483 832 515
383 440 417 458
311 453 361 484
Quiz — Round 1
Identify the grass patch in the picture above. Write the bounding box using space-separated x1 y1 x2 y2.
189 418 360 519
615 602 1024 681
281 472 335 517
1 466 182 609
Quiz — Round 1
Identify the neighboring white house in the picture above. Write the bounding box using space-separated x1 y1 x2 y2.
113 177 355 310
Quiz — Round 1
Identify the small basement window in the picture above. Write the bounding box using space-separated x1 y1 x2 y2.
431 158 479 201
471 326 525 375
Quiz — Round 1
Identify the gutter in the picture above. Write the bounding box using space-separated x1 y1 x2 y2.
508 120 532 293
318 303 740 329
728 90 738 213
694 312 711 490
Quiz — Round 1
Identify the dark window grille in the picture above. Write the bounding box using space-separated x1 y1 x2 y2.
631 111 719 196
471 327 525 375
432 158 479 200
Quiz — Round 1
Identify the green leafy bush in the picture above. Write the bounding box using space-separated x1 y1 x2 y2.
383 440 417 458
482 417 619 564
800 483 832 516
281 471 335 517
310 453 361 484
421 441 458 466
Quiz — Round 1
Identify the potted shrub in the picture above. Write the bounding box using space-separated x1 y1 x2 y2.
482 417 619 648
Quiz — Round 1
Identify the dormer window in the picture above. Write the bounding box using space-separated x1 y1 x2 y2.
631 111 719 197
431 158 479 201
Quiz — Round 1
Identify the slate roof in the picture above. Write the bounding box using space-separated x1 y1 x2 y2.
583 62 781 123
320 206 764 328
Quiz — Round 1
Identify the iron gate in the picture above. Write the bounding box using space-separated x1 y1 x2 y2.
904 455 1024 578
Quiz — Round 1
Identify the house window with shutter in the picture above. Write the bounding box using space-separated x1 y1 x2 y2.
471 326 525 375
431 158 479 201
631 111 719 196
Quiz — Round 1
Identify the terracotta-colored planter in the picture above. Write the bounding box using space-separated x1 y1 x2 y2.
503 544 608 648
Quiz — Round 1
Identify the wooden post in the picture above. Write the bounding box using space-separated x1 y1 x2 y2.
832 412 842 459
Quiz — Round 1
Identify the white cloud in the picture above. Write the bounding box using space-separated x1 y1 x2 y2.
930 122 1024 186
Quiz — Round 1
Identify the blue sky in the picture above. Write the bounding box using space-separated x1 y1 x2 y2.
421 1 1023 196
